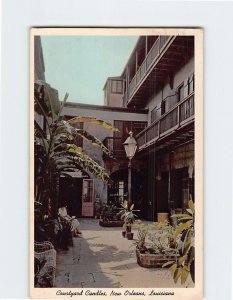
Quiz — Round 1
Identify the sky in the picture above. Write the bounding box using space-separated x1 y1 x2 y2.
41 36 138 105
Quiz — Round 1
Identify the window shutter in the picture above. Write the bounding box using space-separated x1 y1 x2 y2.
189 73 195 93
169 89 177 107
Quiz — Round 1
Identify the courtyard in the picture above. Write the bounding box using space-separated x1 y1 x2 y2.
55 218 193 288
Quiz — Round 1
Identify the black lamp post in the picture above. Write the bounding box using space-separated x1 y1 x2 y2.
123 131 137 208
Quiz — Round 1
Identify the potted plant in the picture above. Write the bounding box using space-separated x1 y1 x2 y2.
99 204 124 227
117 200 138 239
125 210 137 239
134 221 179 268
133 221 149 252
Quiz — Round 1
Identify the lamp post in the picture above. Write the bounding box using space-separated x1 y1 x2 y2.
123 131 137 208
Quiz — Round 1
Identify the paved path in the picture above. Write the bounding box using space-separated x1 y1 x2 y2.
55 218 193 288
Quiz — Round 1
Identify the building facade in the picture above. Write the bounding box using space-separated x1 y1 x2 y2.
103 35 195 220
35 35 195 221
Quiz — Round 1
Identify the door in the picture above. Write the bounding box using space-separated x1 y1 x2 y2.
82 179 94 217
58 177 82 217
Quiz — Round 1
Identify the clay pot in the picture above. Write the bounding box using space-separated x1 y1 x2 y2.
126 232 134 240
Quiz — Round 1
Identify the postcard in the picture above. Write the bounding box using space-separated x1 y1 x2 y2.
30 27 203 299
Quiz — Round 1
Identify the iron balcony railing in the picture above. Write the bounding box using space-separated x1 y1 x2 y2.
136 93 195 150
127 36 173 104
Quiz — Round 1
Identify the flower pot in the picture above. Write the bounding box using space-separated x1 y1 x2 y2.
126 225 131 233
99 219 124 227
136 249 178 268
126 232 134 240
157 212 169 222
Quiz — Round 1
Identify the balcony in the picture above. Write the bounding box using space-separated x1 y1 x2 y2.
136 93 195 151
125 36 194 108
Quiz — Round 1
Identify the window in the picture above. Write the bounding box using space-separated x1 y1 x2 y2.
188 74 195 94
132 122 146 135
114 120 146 138
151 106 160 123
161 100 165 115
83 180 93 203
177 83 184 102
111 80 123 94
108 180 127 205
118 181 124 198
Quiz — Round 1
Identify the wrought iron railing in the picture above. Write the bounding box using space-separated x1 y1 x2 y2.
136 93 195 149
127 36 173 103
103 94 194 155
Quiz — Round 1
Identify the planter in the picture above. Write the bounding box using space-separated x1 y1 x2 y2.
126 232 134 240
99 219 124 227
34 241 56 287
136 249 178 268
157 212 169 222
122 231 126 238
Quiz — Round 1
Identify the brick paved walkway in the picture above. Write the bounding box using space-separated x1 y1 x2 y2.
55 218 193 288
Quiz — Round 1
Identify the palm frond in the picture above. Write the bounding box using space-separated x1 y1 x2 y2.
75 129 113 157
67 116 119 132
58 92 69 120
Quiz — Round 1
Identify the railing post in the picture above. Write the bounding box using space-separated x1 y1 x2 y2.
158 120 161 138
158 36 161 54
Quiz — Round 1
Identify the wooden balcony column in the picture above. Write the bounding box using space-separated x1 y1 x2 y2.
135 51 138 73
177 104 181 128
145 36 148 56
126 65 129 90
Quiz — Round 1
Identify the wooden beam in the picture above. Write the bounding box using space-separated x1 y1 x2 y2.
145 36 148 56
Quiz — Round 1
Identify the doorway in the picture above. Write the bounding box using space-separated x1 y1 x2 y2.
59 177 83 217
82 179 94 217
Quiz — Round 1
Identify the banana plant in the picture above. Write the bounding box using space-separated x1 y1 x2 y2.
34 80 118 216
162 197 195 285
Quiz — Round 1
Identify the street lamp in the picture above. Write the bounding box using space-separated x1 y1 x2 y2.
123 131 137 207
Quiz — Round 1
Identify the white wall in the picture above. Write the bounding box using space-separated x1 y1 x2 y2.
62 106 148 123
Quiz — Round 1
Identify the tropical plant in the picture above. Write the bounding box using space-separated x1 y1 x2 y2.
132 220 178 255
142 221 176 255
117 200 138 232
34 80 118 217
162 197 195 285
132 221 150 251
100 204 120 221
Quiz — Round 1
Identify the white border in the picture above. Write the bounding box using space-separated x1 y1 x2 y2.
1 1 233 299
30 28 203 300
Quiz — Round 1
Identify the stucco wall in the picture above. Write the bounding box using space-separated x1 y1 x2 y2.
107 93 123 107
104 79 124 107
62 106 148 125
